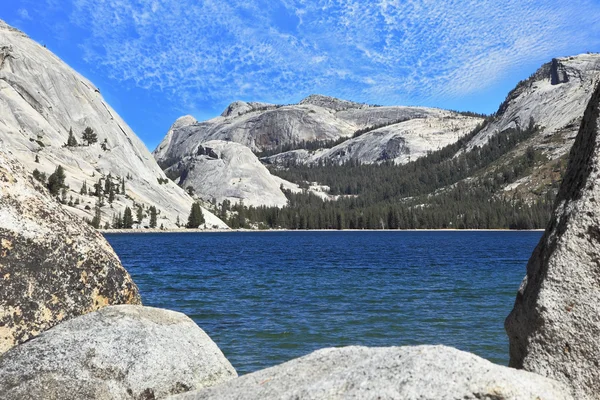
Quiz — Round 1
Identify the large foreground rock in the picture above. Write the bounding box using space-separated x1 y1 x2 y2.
171 345 572 400
505 82 600 398
0 305 237 400
0 150 140 354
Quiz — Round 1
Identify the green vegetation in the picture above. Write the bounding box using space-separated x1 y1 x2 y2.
217 119 560 230
47 165 66 196
123 206 134 229
91 203 102 229
81 126 98 145
149 206 158 228
66 128 78 147
186 202 205 228
32 169 46 184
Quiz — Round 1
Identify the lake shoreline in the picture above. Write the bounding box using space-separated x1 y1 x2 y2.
100 228 545 234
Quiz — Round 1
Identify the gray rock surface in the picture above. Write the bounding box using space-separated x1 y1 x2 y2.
170 345 573 400
0 20 226 229
0 305 237 400
466 54 600 154
154 97 481 167
505 81 600 399
165 140 290 207
265 114 482 166
0 149 141 354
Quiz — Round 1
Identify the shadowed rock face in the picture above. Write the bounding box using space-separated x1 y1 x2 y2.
505 81 600 399
170 345 573 400
0 150 141 354
0 305 237 400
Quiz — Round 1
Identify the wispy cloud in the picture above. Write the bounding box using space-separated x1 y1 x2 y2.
17 9 31 20
51 0 600 110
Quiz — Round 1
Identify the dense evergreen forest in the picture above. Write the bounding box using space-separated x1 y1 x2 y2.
212 119 562 230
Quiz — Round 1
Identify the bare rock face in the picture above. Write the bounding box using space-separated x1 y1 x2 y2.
505 82 600 399
0 150 141 354
467 53 600 152
0 305 237 400
0 19 227 229
165 140 290 208
170 345 573 400
154 96 481 168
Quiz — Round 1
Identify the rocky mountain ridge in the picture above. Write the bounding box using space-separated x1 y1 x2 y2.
154 98 481 167
0 20 226 229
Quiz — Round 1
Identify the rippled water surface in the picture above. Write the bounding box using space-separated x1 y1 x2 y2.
104 231 542 375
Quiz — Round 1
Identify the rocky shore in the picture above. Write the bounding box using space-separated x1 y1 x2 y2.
2 83 600 398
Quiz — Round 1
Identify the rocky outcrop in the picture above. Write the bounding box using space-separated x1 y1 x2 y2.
0 150 141 354
265 114 482 166
0 305 237 400
505 82 600 399
171 345 573 400
0 20 227 229
154 96 481 167
467 53 600 153
298 94 368 112
165 140 290 207
220 101 277 118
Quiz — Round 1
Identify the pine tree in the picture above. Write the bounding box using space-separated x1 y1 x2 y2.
121 177 126 195
186 202 205 228
176 215 181 227
136 205 143 224
112 212 123 229
91 203 102 229
80 181 87 195
66 127 78 147
32 169 47 184
123 207 134 229
108 187 115 204
35 154 39 163
149 206 157 228
104 174 112 194
94 178 103 197
81 127 98 146
47 165 66 196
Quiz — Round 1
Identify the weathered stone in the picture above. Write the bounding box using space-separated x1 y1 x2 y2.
154 95 482 167
505 81 600 399
165 140 291 207
170 345 573 400
0 19 227 229
0 305 237 400
0 150 141 353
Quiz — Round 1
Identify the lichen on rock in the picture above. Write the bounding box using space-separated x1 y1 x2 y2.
0 149 141 354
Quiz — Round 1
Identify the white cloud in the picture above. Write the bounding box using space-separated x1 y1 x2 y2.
17 8 31 20
64 0 600 110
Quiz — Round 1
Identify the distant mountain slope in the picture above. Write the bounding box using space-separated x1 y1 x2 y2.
0 20 227 229
463 53 600 201
467 54 600 152
154 97 482 168
264 113 483 166
165 140 290 208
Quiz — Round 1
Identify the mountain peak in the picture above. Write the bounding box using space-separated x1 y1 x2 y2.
298 94 368 111
220 101 276 118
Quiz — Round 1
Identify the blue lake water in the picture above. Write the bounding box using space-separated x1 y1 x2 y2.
104 231 542 375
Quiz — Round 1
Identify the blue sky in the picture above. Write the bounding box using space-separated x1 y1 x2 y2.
3 0 600 151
